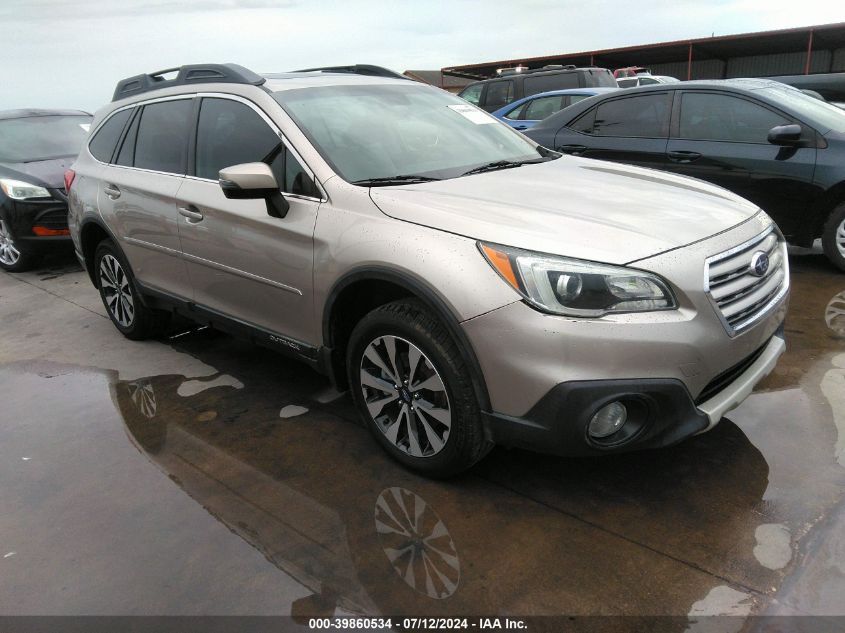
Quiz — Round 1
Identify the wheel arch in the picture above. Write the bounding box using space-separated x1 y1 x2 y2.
322 267 491 412
79 217 119 286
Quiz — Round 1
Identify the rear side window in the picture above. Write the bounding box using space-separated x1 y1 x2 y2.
460 84 483 106
485 81 514 108
504 102 527 120
679 93 790 143
134 99 192 174
592 94 670 137
89 110 131 162
195 97 318 197
525 95 565 120
524 73 578 96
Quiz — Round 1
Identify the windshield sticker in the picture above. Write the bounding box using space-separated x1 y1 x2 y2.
447 104 494 124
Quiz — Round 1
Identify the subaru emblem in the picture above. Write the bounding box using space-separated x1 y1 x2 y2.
749 251 770 277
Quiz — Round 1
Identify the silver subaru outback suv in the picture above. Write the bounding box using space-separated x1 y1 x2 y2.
68 63 788 477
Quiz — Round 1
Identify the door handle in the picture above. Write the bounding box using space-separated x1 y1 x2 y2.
178 205 204 223
103 184 121 199
558 144 587 155
668 150 702 163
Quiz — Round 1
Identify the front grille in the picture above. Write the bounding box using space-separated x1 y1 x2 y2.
33 207 69 230
695 340 769 404
705 227 789 336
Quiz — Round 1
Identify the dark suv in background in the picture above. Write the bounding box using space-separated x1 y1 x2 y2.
0 109 92 271
526 79 845 271
458 65 617 112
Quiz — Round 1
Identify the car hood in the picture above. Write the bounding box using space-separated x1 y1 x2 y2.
369 156 761 264
0 156 74 189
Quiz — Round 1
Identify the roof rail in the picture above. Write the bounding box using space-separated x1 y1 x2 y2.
112 63 266 102
293 64 409 80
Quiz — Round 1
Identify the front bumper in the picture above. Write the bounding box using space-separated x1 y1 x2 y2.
1 193 71 250
480 333 784 456
462 213 787 456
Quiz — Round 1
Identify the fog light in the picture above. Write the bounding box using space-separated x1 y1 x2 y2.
588 401 627 438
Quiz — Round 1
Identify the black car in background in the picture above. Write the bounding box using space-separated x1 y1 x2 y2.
525 79 845 271
458 65 617 112
0 109 92 272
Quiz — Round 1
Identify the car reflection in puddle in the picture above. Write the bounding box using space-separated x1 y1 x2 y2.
110 363 777 617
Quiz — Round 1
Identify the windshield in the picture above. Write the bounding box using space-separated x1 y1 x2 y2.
274 83 548 183
758 86 845 134
0 115 92 163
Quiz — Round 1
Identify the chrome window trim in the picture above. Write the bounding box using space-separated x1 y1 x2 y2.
703 224 790 337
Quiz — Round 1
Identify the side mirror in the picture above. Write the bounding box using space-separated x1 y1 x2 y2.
218 162 289 218
767 124 803 146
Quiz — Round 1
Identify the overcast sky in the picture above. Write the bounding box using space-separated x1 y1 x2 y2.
3 0 843 113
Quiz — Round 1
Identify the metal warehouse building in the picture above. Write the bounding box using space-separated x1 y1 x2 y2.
442 22 845 81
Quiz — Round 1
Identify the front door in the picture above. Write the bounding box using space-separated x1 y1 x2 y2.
176 96 322 346
666 91 817 238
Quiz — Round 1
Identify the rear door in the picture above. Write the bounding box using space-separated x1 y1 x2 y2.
553 92 673 172
666 90 817 237
175 95 322 346
97 98 193 298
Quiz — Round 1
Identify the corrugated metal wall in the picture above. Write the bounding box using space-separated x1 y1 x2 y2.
833 48 845 71
650 50 838 79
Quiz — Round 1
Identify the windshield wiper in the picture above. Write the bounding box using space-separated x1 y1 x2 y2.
352 175 441 187
460 159 546 177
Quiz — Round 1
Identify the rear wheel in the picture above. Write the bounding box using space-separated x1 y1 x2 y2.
822 202 845 273
347 299 491 478
94 239 170 340
0 218 41 272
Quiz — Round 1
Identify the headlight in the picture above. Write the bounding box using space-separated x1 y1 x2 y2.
480 242 677 317
0 178 51 200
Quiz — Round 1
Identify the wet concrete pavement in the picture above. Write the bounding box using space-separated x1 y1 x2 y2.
0 250 843 620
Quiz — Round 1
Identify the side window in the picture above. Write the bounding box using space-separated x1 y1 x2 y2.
485 81 514 108
115 109 140 167
459 84 483 106
617 78 638 88
195 98 319 197
524 96 564 120
679 93 790 143
568 94 590 105
524 73 578 96
134 99 192 174
639 77 659 85
569 108 596 134
593 94 669 137
88 109 132 163
504 102 527 120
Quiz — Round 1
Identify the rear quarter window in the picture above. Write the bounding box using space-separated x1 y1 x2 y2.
89 109 132 163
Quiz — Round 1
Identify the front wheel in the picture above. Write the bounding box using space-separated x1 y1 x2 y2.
94 239 170 340
822 202 845 273
0 218 41 272
347 299 491 478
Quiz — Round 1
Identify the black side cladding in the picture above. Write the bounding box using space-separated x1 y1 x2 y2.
112 64 266 102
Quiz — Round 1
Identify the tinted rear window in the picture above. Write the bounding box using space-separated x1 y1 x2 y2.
593 94 669 137
134 100 192 174
0 114 92 163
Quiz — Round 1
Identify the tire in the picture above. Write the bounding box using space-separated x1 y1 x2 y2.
0 217 41 272
822 202 845 273
94 239 170 340
347 299 492 478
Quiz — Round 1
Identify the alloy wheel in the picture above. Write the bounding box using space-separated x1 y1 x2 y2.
360 335 451 458
836 217 845 258
0 219 21 266
99 254 135 327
